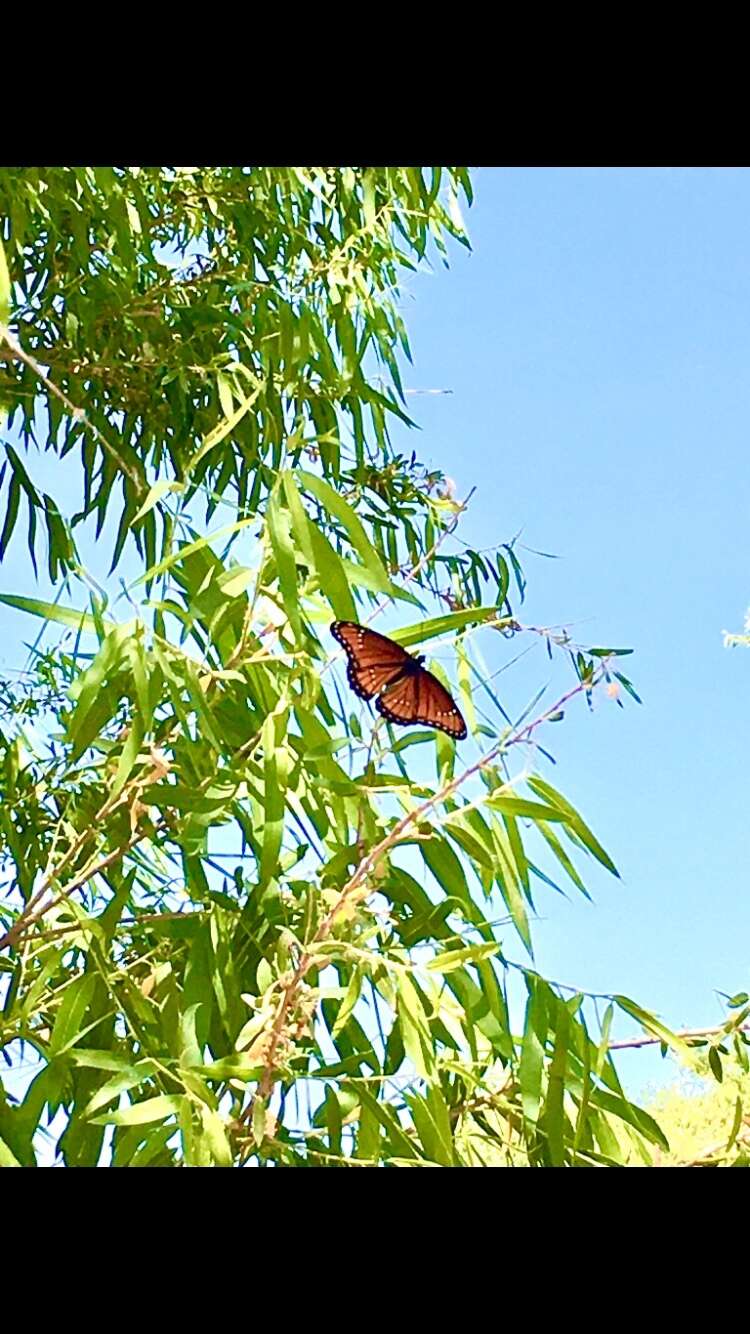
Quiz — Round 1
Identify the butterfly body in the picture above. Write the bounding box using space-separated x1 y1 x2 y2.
331 621 467 740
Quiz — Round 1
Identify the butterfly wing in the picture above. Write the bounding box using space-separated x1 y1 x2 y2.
331 621 412 700
377 664 467 740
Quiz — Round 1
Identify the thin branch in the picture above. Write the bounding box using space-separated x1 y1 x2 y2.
27 908 207 946
0 828 148 952
609 1022 750 1051
0 750 171 952
32 833 145 929
1 797 127 950
321 486 477 680
0 322 144 492
366 485 477 624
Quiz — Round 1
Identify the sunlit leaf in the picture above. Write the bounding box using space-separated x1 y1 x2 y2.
90 1095 182 1127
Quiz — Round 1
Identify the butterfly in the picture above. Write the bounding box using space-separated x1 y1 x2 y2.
331 621 467 740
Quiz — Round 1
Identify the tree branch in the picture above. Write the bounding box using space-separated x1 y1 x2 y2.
0 751 171 952
250 666 604 1115
322 486 478 680
609 1022 750 1051
0 322 144 493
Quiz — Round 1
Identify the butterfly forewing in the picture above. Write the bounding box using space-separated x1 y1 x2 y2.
331 620 412 701
331 621 468 741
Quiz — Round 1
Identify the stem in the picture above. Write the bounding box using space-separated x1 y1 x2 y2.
0 323 144 493
609 1023 750 1051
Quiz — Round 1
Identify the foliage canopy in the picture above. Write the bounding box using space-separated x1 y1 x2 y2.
0 166 746 1167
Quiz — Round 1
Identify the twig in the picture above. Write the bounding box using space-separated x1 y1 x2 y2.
26 909 206 946
322 485 477 679
0 748 171 952
366 485 477 625
681 1127 750 1167
0 828 148 952
0 323 144 493
1 812 119 951
609 1022 750 1051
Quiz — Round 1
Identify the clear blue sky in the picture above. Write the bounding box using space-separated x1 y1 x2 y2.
3 167 749 1100
387 166 750 1092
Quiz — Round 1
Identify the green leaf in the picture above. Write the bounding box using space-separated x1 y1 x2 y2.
350 1082 421 1161
179 1002 204 1069
110 711 145 797
308 524 357 621
544 1003 569 1165
49 974 98 1057
188 377 264 472
283 471 355 615
192 1056 264 1082
442 807 497 870
595 1003 615 1079
332 967 364 1038
726 1096 743 1154
396 972 435 1080
133 479 184 523
590 1087 669 1152
68 1050 144 1074
613 672 643 704
216 371 235 419
132 517 255 587
260 708 290 887
362 171 377 230
90 1095 182 1127
217 566 254 599
267 489 303 643
339 556 421 605
406 1088 454 1166
502 813 530 893
354 1092 381 1161
0 1135 21 1167
252 1095 267 1147
389 606 508 649
520 979 546 1125
485 795 571 824
536 821 590 898
324 1087 343 1155
297 469 391 592
0 593 98 633
420 836 481 928
488 819 532 953
83 1064 157 1119
527 776 619 877
613 997 693 1059
0 237 10 326
0 474 20 559
201 1106 233 1166
425 942 502 973
708 1046 723 1083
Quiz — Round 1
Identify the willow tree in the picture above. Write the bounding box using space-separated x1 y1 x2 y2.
0 167 688 1167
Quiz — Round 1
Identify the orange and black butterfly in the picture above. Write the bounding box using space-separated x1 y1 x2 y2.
331 621 467 740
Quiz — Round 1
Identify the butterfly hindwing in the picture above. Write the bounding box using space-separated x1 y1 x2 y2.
375 674 420 727
377 665 467 739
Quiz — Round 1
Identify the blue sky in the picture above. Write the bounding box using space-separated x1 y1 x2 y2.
386 167 750 1092
3 167 749 1103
